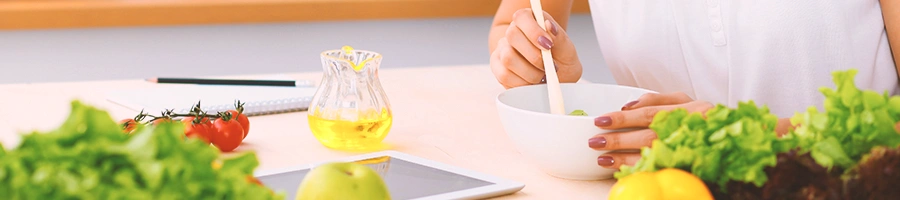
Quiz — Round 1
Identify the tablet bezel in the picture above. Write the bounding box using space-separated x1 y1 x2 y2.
253 150 526 200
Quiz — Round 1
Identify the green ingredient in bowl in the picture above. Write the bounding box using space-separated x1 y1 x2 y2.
0 100 284 199
568 110 588 116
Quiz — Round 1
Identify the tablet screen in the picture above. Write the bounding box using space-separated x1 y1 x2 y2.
257 156 494 199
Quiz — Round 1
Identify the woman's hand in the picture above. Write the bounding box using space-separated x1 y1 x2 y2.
489 8 583 89
587 91 900 170
588 92 714 169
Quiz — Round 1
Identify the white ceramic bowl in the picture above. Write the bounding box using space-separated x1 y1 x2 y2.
496 83 656 181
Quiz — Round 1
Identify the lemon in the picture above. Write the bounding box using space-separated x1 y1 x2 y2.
608 172 663 200
654 168 713 200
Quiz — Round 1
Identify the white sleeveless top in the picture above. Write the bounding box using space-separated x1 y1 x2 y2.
586 0 899 117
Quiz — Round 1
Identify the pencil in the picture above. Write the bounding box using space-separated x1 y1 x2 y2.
146 77 315 87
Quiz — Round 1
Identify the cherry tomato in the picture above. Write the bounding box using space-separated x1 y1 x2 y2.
185 116 217 141
227 110 250 139
153 118 175 126
182 116 214 129
212 118 244 152
182 117 213 144
119 119 137 134
207 123 219 142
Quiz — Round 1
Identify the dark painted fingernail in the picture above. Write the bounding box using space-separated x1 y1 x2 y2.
594 116 612 127
588 137 607 148
598 156 615 167
540 75 547 84
537 36 553 50
621 100 639 110
547 20 558 36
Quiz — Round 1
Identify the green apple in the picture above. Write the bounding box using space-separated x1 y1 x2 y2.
296 162 391 200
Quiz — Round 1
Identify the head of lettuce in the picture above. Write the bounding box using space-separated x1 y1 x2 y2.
0 100 284 199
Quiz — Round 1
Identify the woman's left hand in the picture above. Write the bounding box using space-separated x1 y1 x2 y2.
588 92 714 169
590 93 900 170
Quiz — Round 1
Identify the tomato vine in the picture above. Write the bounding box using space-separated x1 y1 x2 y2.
118 100 251 152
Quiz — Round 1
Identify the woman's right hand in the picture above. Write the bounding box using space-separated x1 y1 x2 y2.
490 8 583 89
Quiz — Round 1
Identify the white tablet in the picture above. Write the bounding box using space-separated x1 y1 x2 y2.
254 150 526 200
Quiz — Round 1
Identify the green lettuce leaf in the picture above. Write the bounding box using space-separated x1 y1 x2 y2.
614 69 900 196
615 101 784 189
0 100 284 199
784 69 900 171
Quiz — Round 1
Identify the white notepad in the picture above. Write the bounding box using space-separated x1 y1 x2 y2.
106 85 318 116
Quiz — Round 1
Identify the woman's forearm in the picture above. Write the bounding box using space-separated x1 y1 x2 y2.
488 24 510 54
881 0 900 78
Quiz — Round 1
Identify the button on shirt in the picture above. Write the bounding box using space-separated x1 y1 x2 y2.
586 0 899 117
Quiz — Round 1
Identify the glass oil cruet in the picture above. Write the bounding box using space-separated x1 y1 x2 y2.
307 46 393 150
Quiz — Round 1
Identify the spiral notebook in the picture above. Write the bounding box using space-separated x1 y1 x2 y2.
105 85 318 116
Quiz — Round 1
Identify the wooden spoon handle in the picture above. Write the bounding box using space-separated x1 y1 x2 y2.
529 0 566 114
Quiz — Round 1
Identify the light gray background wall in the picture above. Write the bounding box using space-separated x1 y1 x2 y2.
0 14 613 84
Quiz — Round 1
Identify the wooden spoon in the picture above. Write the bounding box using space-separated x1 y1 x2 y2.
529 0 566 114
